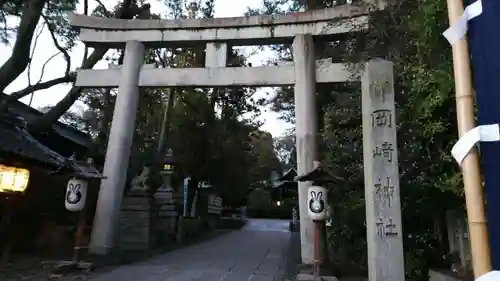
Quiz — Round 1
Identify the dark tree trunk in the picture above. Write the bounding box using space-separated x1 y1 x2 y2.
0 0 47 94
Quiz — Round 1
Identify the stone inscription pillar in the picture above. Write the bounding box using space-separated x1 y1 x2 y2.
361 59 405 281
293 34 317 264
89 40 145 255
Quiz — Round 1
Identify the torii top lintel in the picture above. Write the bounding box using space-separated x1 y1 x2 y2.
69 4 371 48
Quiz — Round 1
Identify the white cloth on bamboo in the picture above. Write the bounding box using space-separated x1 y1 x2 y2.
476 271 500 281
451 124 500 165
443 0 483 44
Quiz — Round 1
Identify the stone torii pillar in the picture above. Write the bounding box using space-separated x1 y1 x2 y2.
89 41 145 255
293 34 318 264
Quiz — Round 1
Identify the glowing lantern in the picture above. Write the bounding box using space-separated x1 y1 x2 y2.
0 164 30 194
163 164 173 172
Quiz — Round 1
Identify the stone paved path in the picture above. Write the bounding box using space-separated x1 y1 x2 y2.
87 219 291 281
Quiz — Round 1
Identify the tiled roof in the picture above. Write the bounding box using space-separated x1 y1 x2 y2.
273 168 298 188
0 114 104 179
1 93 92 148
0 114 66 167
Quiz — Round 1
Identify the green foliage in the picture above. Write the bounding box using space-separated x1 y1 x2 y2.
274 134 295 170
43 0 79 49
331 1 463 277
247 188 272 209
0 0 78 46
251 0 463 279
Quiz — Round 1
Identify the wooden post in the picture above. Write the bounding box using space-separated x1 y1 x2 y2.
313 221 321 278
445 0 492 277
72 208 87 262
0 199 14 265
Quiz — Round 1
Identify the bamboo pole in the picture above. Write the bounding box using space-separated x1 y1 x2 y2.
446 0 492 277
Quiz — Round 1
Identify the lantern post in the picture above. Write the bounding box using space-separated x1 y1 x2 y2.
65 177 89 262
295 161 343 280
63 158 105 270
47 157 105 272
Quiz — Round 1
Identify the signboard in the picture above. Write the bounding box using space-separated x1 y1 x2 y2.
198 181 212 189
207 194 223 215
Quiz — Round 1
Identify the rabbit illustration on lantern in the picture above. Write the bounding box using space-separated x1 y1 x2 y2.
65 179 88 212
307 186 328 221
66 183 82 204
309 190 324 213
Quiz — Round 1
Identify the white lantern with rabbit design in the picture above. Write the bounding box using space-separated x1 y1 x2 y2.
307 185 328 221
65 178 88 212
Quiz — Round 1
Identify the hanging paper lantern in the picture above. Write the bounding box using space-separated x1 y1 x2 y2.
65 178 88 212
0 164 30 194
307 185 328 221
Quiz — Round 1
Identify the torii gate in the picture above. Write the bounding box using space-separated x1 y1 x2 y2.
70 2 404 280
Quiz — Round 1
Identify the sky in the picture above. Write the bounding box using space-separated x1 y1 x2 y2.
0 0 293 138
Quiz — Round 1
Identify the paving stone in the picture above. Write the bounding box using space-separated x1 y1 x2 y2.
85 219 290 281
248 273 275 281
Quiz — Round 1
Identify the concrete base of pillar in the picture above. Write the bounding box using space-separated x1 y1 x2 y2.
117 195 155 251
87 246 113 256
297 263 336 280
296 273 338 281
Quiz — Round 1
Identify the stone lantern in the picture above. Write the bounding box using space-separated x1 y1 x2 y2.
154 148 178 243
158 148 175 193
155 148 176 200
161 148 175 175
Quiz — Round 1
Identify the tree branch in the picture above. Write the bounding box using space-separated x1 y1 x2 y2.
81 0 89 65
35 52 62 85
27 21 46 106
0 0 47 93
9 75 75 100
27 47 107 132
42 14 71 76
93 0 111 18
28 0 150 133
27 22 46 86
